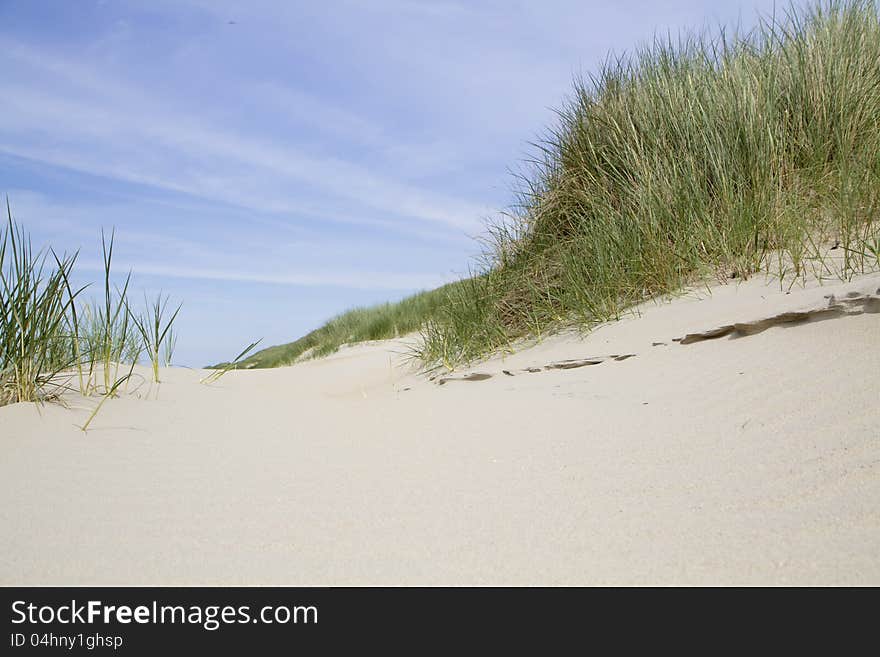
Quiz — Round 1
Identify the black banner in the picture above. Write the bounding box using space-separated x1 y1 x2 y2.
1 586 872 653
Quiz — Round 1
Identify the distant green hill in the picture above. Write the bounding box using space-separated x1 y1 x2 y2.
221 281 464 369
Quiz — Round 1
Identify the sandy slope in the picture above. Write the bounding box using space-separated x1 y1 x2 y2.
2 272 879 585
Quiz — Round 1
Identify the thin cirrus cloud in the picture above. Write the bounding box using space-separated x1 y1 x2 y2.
0 39 490 235
73 259 454 292
3 189 460 293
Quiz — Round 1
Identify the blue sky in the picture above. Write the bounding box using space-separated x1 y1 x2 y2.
1 0 781 366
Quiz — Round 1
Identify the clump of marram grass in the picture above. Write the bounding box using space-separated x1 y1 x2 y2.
0 204 187 430
129 292 181 384
71 228 143 397
0 200 80 404
418 0 880 368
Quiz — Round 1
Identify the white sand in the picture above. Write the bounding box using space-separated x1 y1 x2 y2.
2 272 879 585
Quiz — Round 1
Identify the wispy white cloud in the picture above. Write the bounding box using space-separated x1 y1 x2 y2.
4 188 466 291
250 82 386 147
0 39 491 233
74 259 450 291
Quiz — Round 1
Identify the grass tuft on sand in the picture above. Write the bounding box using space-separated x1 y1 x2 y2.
0 205 182 421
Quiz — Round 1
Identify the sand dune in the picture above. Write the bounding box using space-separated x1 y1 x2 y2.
2 272 879 585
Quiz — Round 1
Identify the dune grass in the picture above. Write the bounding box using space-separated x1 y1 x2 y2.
129 292 181 383
79 229 142 395
0 206 182 425
417 0 880 367
0 201 80 405
201 338 262 383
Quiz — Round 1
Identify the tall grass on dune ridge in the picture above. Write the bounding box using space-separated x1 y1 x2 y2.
419 0 880 367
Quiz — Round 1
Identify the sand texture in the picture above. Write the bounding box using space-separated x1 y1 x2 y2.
2 273 879 585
